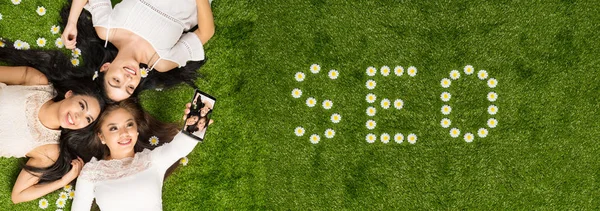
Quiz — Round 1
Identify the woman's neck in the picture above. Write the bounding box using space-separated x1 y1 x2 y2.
106 151 136 160
109 29 154 63
38 100 61 130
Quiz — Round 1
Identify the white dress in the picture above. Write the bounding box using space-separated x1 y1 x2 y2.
0 82 60 158
71 132 199 211
84 0 205 68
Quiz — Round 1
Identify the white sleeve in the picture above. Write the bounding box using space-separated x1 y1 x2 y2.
151 132 199 173
83 0 112 28
71 178 95 211
168 32 206 67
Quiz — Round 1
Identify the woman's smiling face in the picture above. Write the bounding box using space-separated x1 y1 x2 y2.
97 108 138 157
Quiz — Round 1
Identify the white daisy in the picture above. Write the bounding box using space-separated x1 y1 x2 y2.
92 71 99 81
366 93 376 103
291 88 302 98
63 184 72 192
310 134 320 144
58 192 68 200
464 65 474 75
440 92 451 102
450 128 460 138
380 133 390 144
440 118 451 128
310 64 320 73
366 66 376 76
38 198 48 209
324 129 335 139
55 37 64 48
36 6 46 16
366 133 376 143
36 38 46 47
380 98 390 109
477 70 488 80
394 66 404 76
488 78 498 88
13 40 24 50
441 78 451 88
306 97 317 107
488 105 498 115
0 39 5 47
51 25 60 35
394 99 404 110
11 0 20 5
380 66 390 76
71 58 79 66
366 79 376 90
328 69 339 79
295 72 305 82
155 87 163 91
487 118 498 128
478 128 488 138
366 120 376 130
394 133 404 144
56 198 66 208
366 106 376 117
487 92 498 102
180 157 189 166
441 105 452 115
140 67 149 78
407 66 417 77
331 113 341 123
464 133 474 143
0 13 2 20
149 136 159 146
72 48 82 58
68 190 75 199
322 100 333 110
450 70 460 80
22 42 30 50
407 134 417 144
294 127 305 136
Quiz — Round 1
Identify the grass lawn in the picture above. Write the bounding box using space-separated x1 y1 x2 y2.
2 0 600 210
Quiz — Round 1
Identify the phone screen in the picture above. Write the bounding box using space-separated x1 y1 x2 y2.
182 89 216 141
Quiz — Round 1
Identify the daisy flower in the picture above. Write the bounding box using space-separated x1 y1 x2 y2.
366 66 376 76
440 118 451 128
380 133 390 144
440 92 451 102
380 66 390 76
394 133 404 144
394 66 404 76
464 133 474 143
407 134 417 144
140 67 149 78
366 133 376 143
22 42 30 50
36 6 46 16
450 128 460 138
366 106 376 116
38 198 48 209
310 134 320 144
487 92 498 102
13 40 24 50
149 136 159 146
63 184 72 192
366 93 376 103
477 70 488 80
291 88 302 98
324 129 335 139
295 72 305 82
441 105 452 115
331 113 341 123
0 13 2 20
92 71 99 81
306 97 317 107
310 64 320 73
180 157 189 166
71 58 80 66
328 69 339 79
487 118 498 128
488 78 498 88
56 198 66 208
68 190 75 199
36 38 46 47
478 128 488 138
55 38 64 48
441 78 451 88
394 99 404 110
488 105 498 115
0 39 5 47
380 98 390 109
464 65 474 75
322 100 333 110
72 48 82 58
155 87 163 91
450 70 460 80
51 25 60 35
294 127 305 136
366 120 376 130
366 79 376 90
11 0 20 5
407 66 417 77
58 192 68 200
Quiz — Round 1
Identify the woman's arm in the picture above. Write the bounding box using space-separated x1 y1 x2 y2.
194 0 215 44
70 177 95 211
61 0 89 49
152 132 200 173
0 66 48 86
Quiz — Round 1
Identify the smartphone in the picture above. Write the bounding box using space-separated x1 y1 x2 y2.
182 89 216 141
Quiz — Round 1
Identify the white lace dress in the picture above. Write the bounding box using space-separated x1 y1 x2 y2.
71 132 199 211
0 82 60 158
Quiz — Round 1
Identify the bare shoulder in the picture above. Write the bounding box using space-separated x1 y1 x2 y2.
26 144 60 167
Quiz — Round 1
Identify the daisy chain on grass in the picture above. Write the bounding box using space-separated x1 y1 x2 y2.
291 88 302 98
306 97 317 107
478 70 488 80
488 78 498 88
380 133 390 144
328 69 339 79
324 129 335 139
464 133 474 143
37 6 46 16
295 72 305 82
488 105 498 115
294 127 305 136
366 93 376 103
39 198 48 209
464 65 474 75
93 71 99 80
56 198 66 208
407 134 417 144
441 78 451 88
180 157 189 166
380 66 390 76
366 66 376 76
487 118 498 128
310 64 320 73
366 79 376 90
310 134 320 144
366 120 376 130
72 48 82 58
394 133 404 144
394 99 404 110
63 184 72 192
68 190 75 199
441 105 452 115
407 66 417 77
71 58 80 66
51 25 61 34
36 38 46 47
440 118 451 128
450 128 460 138
394 66 404 76
380 98 390 109
55 38 64 48
441 92 451 102
487 92 498 102
331 113 341 123
149 136 159 146
366 106 376 116
59 192 68 200
450 70 460 80
11 0 21 5
366 133 376 143
322 100 333 109
478 128 488 138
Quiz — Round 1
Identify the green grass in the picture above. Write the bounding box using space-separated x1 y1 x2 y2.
2 0 600 210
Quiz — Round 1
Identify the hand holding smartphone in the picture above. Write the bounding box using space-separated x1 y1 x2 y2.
183 89 216 141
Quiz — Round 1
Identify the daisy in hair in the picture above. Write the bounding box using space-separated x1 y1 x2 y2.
148 136 159 146
72 48 82 58
71 58 80 66
140 67 149 78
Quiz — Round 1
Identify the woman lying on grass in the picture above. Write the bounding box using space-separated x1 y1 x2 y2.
0 66 105 203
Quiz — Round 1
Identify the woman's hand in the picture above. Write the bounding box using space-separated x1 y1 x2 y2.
61 22 78 49
61 157 84 184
